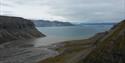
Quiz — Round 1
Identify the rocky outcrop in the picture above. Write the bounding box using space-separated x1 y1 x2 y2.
0 15 45 44
80 20 125 63
33 20 74 27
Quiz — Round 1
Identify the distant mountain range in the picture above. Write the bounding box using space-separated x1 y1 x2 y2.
78 23 116 25
33 19 116 27
33 20 74 27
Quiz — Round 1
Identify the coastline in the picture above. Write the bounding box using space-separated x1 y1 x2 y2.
0 31 107 63
38 20 125 63
38 31 107 63
0 15 48 63
0 15 124 63
0 20 124 63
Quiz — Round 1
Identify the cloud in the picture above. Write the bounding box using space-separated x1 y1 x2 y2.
0 0 125 22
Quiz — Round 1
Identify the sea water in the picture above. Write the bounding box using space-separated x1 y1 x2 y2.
34 25 113 46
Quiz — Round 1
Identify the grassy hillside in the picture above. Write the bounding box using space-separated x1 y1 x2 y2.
80 20 125 63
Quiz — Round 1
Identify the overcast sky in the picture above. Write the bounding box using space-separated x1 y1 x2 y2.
0 0 125 23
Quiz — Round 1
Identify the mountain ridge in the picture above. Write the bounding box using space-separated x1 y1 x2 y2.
79 23 116 25
33 20 74 27
0 15 45 44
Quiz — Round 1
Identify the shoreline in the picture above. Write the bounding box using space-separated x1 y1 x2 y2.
0 31 106 63
37 31 107 63
38 20 125 63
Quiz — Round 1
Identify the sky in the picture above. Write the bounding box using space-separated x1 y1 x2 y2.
0 0 125 23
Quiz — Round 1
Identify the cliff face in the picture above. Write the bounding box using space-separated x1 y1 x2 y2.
81 20 125 63
0 16 45 44
33 20 74 27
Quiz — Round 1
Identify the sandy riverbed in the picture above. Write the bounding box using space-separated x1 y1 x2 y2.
0 39 59 63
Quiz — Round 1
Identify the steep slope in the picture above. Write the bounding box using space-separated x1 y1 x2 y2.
80 20 125 63
0 16 45 44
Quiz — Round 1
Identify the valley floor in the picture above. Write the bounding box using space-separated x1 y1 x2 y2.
0 32 105 63
38 39 96 63
38 31 105 63
0 40 58 63
0 38 97 63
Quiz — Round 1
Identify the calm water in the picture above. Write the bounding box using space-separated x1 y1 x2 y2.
34 25 113 46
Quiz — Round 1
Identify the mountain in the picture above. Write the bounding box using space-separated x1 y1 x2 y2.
0 16 45 44
33 20 74 27
80 20 125 63
78 23 116 25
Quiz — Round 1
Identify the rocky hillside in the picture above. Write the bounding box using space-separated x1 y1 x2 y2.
0 16 45 44
33 20 74 27
80 20 125 63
